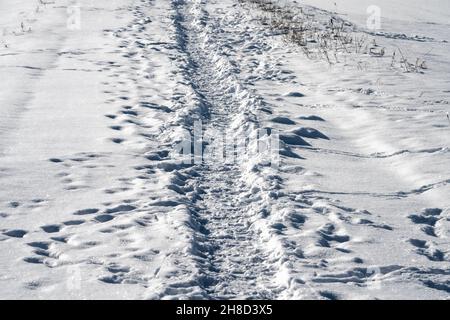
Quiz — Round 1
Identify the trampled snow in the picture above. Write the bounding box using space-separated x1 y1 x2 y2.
0 0 449 300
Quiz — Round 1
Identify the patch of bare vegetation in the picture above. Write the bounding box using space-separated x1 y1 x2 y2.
238 0 428 73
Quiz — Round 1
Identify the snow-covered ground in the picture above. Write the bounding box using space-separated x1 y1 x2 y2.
0 0 449 300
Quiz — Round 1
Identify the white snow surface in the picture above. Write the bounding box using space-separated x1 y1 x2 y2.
0 0 449 299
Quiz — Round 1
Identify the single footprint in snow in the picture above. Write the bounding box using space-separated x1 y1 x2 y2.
289 212 306 229
299 115 325 122
271 222 287 234
49 158 64 163
103 187 130 194
9 202 20 208
271 116 296 125
408 208 443 237
27 241 51 250
409 238 427 248
56 172 70 178
99 228 116 234
100 263 134 284
146 150 170 161
421 280 450 294
65 185 87 191
279 134 311 146
408 238 445 262
23 256 45 265
51 236 69 243
285 91 305 98
291 127 329 140
132 249 160 262
110 138 125 144
24 279 46 290
63 220 85 226
319 291 339 300
121 110 138 116
106 263 130 274
106 204 136 214
32 199 45 203
3 229 28 238
316 223 350 247
98 274 124 284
